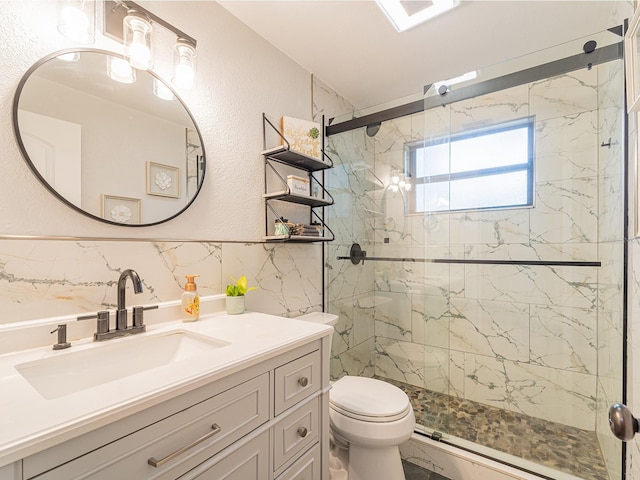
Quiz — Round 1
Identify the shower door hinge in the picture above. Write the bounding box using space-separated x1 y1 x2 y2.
431 431 443 442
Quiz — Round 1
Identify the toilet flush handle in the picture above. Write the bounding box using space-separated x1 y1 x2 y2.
609 403 639 441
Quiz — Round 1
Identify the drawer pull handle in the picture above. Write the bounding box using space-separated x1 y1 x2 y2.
298 377 309 387
297 427 308 438
148 423 222 468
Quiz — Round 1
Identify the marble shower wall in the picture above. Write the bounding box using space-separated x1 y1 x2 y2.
0 239 323 325
371 61 624 435
313 77 379 379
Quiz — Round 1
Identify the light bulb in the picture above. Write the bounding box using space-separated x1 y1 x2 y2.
173 39 197 90
124 12 152 70
398 173 406 189
58 0 95 44
391 168 400 185
107 56 136 84
390 184 399 193
153 78 175 101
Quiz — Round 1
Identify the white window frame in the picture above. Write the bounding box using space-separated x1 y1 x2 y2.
406 116 535 214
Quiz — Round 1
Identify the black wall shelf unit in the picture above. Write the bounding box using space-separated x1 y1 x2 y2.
262 113 335 243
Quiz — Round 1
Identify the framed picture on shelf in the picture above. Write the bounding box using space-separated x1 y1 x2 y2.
280 116 322 160
626 7 640 113
102 195 141 225
147 162 180 198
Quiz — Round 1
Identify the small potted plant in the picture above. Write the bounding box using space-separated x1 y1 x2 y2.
225 275 256 314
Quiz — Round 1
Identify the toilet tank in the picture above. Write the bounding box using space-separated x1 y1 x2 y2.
297 312 338 326
296 312 338 351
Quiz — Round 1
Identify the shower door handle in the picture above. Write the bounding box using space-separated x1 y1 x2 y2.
609 404 639 441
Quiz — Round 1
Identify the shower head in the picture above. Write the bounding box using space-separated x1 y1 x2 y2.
366 122 381 137
583 40 597 54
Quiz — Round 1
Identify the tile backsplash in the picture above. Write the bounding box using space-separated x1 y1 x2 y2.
0 239 323 326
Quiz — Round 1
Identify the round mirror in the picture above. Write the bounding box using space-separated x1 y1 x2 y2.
13 49 205 226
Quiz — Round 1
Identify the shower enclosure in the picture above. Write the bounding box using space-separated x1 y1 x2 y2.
325 28 625 480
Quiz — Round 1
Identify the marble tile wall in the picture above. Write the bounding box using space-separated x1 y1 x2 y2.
369 60 624 437
0 239 323 326
314 77 378 378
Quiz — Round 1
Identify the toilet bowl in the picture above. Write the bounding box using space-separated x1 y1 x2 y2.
296 313 416 480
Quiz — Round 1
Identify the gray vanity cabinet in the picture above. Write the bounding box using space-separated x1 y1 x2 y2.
15 339 328 480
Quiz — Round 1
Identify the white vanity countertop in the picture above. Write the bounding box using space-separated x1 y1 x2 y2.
0 312 332 467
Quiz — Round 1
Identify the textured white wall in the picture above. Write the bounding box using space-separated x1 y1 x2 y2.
0 0 312 240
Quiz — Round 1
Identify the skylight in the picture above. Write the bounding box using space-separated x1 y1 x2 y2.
375 0 460 32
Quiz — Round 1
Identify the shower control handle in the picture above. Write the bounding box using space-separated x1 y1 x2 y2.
609 403 639 441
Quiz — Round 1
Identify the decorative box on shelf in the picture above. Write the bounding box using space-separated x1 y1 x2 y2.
287 175 310 196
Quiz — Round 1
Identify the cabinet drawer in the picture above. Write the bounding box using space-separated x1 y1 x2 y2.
274 349 321 415
273 396 319 471
187 431 270 480
28 373 269 480
276 443 321 480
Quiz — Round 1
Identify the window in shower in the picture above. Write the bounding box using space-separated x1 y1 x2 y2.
407 116 534 213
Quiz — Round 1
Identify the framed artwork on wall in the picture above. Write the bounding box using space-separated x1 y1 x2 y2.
626 8 640 113
147 162 180 198
102 195 141 224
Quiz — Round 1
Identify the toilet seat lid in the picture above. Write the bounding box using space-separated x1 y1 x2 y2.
330 376 410 421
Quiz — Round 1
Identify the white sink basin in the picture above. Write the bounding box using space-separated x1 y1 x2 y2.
15 330 230 400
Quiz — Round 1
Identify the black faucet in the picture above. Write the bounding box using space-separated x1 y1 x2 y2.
116 269 143 331
77 269 157 341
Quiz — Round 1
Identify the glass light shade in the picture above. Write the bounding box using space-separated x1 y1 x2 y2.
107 56 136 84
58 0 95 44
153 78 175 101
390 184 399 193
398 173 406 188
124 11 152 70
391 168 400 185
173 39 197 90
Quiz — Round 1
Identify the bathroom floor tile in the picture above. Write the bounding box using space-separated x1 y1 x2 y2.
403 459 450 479
382 377 609 480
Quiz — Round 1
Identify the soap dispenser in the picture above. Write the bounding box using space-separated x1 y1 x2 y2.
182 275 200 322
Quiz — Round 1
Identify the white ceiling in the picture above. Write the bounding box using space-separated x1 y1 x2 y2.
219 1 622 110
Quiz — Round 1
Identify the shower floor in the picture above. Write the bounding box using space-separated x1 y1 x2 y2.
380 377 609 480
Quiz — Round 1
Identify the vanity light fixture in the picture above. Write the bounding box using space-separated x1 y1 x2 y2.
107 56 136 84
404 173 412 191
375 0 460 32
123 10 152 70
390 168 411 192
57 0 95 44
103 1 198 89
391 168 400 185
173 38 197 90
153 78 175 101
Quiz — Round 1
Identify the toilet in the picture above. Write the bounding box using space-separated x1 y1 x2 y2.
297 312 416 480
